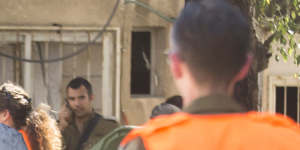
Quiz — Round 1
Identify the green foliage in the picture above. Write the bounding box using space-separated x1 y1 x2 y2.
255 0 300 64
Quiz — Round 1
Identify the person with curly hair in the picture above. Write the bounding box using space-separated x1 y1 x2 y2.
0 82 62 150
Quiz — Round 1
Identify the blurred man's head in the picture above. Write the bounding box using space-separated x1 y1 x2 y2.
169 0 251 106
66 77 94 119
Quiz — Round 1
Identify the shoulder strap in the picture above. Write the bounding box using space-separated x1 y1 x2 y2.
76 113 102 150
19 130 32 150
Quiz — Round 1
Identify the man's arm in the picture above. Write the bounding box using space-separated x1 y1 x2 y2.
119 137 146 150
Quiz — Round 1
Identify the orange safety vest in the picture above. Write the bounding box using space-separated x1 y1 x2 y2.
19 130 32 150
121 112 300 150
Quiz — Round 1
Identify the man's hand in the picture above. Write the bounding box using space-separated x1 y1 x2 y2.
58 104 72 130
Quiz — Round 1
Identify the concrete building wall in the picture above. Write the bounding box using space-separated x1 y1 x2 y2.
261 39 300 115
0 0 182 27
0 0 185 125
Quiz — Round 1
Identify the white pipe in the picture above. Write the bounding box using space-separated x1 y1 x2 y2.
0 26 120 31
102 32 114 117
24 34 33 99
72 32 77 78
87 32 91 81
115 28 121 122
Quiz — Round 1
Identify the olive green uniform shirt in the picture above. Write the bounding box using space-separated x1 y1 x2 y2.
62 112 119 150
121 94 247 150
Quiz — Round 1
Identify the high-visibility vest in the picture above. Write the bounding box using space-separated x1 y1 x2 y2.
19 130 32 150
121 112 300 150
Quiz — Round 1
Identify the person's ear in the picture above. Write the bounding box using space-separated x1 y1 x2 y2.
235 54 253 81
0 109 10 123
169 52 183 79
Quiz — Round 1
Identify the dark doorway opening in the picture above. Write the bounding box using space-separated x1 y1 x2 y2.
131 31 151 95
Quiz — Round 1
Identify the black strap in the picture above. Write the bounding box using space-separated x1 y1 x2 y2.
76 113 102 150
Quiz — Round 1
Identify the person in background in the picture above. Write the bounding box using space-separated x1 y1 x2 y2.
120 0 300 150
0 82 62 150
60 77 119 150
150 103 181 119
165 95 183 109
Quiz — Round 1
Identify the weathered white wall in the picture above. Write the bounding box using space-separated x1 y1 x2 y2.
0 0 185 124
267 51 300 76
261 38 300 112
0 0 183 27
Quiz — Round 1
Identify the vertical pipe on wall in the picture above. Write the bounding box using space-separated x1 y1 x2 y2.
59 34 64 108
72 31 77 78
102 32 114 117
87 32 91 81
15 32 21 84
45 42 49 85
115 28 121 121
24 34 33 98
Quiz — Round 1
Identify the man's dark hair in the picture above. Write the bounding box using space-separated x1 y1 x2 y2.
150 103 181 119
66 77 93 96
172 0 251 85
165 95 183 109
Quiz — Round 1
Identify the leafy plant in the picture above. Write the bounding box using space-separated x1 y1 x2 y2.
254 0 300 65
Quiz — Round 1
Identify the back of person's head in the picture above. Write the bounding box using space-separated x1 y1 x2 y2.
150 103 181 119
66 77 93 96
172 0 250 86
0 82 62 150
165 95 183 109
0 83 31 130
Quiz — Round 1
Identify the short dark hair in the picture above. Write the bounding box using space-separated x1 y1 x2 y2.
165 95 183 109
172 0 250 85
150 103 181 119
66 77 93 96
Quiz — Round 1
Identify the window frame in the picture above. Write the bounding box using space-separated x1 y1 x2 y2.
0 27 122 121
268 75 300 122
131 28 159 97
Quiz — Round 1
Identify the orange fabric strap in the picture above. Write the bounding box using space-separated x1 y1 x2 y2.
19 130 32 150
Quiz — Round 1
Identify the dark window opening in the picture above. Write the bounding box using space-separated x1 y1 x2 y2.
131 31 151 95
276 87 284 115
287 87 298 122
276 86 298 122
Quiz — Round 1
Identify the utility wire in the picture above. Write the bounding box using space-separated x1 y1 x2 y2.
0 0 120 63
